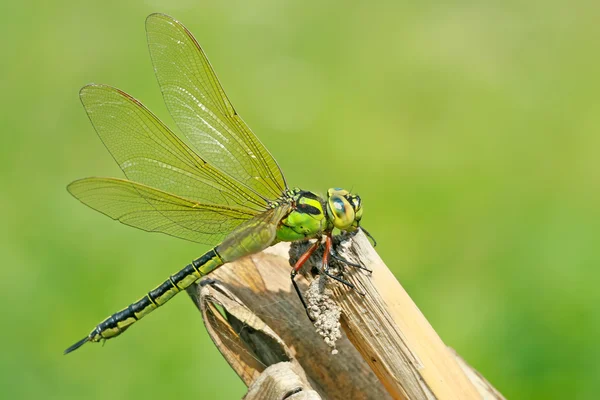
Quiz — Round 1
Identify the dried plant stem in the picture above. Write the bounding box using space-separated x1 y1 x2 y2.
187 232 505 400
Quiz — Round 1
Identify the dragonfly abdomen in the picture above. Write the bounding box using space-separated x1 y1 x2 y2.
64 248 224 354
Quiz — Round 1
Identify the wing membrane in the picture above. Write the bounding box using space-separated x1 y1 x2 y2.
145 13 287 201
80 84 268 212
68 177 257 245
218 202 292 262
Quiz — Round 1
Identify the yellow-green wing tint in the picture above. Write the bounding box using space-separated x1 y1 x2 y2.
218 201 292 261
80 84 269 212
145 13 287 201
68 177 256 245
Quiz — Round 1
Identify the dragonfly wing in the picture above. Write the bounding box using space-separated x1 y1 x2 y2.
68 177 257 245
80 84 269 212
218 203 292 262
146 13 287 201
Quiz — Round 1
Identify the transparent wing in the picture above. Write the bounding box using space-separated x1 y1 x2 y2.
68 177 258 245
218 202 292 262
80 84 269 213
145 13 287 201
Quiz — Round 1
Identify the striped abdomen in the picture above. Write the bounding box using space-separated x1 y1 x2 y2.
64 248 223 354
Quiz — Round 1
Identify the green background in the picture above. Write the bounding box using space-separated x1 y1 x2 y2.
2 1 599 399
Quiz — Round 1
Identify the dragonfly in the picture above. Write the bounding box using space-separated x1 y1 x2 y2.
65 13 373 354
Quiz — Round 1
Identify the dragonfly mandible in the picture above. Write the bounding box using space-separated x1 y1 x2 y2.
65 13 373 354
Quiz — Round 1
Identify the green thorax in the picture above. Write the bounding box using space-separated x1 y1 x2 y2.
276 189 327 242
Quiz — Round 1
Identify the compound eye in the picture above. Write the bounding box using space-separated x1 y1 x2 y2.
327 194 355 230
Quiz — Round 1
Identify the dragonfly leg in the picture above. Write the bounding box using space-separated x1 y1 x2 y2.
199 278 217 287
290 240 321 316
360 227 377 247
322 235 366 296
321 266 366 296
329 249 372 274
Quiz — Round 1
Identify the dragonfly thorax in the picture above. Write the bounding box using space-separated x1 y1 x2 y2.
276 190 326 242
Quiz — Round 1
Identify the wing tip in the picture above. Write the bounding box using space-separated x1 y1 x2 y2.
79 83 110 102
66 178 86 195
146 13 178 28
79 84 96 99
66 177 117 197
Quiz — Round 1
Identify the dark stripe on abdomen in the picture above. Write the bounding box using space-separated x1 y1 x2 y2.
130 296 151 314
148 280 177 302
98 315 117 331
88 247 224 343
192 249 219 270
111 306 137 325
171 263 197 286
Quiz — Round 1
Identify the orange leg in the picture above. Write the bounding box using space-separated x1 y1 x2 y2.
291 240 321 312
292 240 320 274
320 233 364 294
322 233 332 269
291 235 365 316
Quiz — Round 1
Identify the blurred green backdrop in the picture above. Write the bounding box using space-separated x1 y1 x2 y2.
1 0 599 399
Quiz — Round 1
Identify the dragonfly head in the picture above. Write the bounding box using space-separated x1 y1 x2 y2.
326 188 363 232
